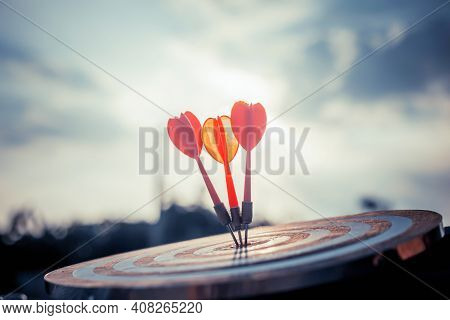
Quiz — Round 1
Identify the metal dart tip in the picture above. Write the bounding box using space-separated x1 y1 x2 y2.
226 224 239 248
237 229 244 247
244 224 249 247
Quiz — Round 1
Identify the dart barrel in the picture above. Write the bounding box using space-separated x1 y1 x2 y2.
45 210 444 299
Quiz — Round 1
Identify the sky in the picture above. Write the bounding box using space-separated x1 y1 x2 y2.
0 0 449 227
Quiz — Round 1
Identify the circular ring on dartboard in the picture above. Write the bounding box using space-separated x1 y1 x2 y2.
44 210 443 299
77 216 390 277
121 229 324 271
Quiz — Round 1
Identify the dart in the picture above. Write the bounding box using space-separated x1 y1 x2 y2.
202 115 243 246
167 112 239 247
231 101 267 247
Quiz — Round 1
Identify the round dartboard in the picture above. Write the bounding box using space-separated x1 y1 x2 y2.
45 210 443 299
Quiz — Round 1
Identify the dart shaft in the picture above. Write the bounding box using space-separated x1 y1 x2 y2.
243 152 252 247
244 150 251 202
196 157 220 205
224 162 239 208
237 229 243 247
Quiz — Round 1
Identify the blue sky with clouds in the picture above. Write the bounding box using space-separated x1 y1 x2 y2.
0 0 449 226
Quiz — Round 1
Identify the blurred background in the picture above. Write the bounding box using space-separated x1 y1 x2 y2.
0 0 449 298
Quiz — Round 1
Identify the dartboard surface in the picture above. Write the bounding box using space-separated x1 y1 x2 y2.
45 210 443 299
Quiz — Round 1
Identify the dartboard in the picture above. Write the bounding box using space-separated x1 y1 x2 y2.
45 210 443 299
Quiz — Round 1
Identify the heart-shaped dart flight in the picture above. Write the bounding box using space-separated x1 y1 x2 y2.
231 101 267 246
202 115 243 246
167 112 239 247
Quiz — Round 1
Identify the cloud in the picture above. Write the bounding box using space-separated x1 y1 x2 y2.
0 40 125 148
343 15 450 98
328 28 358 71
0 40 95 89
0 97 57 146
